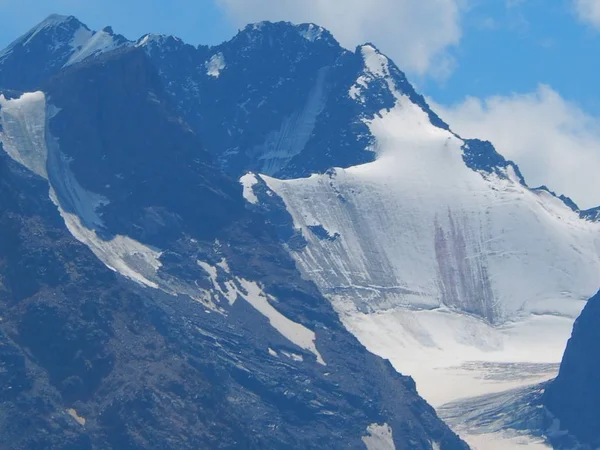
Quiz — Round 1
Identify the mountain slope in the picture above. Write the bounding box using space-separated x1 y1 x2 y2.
242 48 600 407
0 18 468 449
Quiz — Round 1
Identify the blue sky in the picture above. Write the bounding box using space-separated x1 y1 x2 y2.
1 0 599 207
0 0 235 49
426 0 600 115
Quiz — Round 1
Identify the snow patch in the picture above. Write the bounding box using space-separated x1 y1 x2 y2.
66 408 86 426
216 258 230 273
362 423 395 450
298 24 325 42
240 173 259 204
361 45 391 78
198 260 239 305
52 190 162 288
65 29 122 67
206 52 226 78
134 34 177 50
197 260 324 364
69 26 94 51
136 34 151 47
237 279 326 365
281 350 303 362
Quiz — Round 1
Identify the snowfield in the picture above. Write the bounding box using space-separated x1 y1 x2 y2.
248 48 600 424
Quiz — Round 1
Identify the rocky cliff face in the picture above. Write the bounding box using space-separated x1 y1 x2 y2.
543 291 600 449
0 15 467 450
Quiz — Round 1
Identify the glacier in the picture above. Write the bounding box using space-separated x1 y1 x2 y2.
245 49 600 414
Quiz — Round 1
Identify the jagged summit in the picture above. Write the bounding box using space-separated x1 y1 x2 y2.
232 20 340 47
21 13 82 35
0 14 85 58
0 14 533 188
0 13 571 200
0 14 132 91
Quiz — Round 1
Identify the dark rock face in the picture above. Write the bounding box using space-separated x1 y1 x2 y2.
0 16 469 450
46 47 245 247
461 139 525 184
543 291 600 448
581 206 600 222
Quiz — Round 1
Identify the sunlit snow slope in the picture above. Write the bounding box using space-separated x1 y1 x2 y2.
248 47 600 407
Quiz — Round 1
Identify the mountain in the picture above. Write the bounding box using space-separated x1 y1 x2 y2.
189 22 600 410
1 13 599 450
0 14 129 91
543 291 600 449
0 15 468 450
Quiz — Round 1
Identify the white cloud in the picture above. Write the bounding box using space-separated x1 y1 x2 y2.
216 0 463 76
431 85 600 209
574 0 600 28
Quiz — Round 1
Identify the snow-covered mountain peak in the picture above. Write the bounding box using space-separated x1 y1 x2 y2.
0 14 89 61
246 53 600 411
233 20 340 51
21 13 82 40
0 15 134 91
